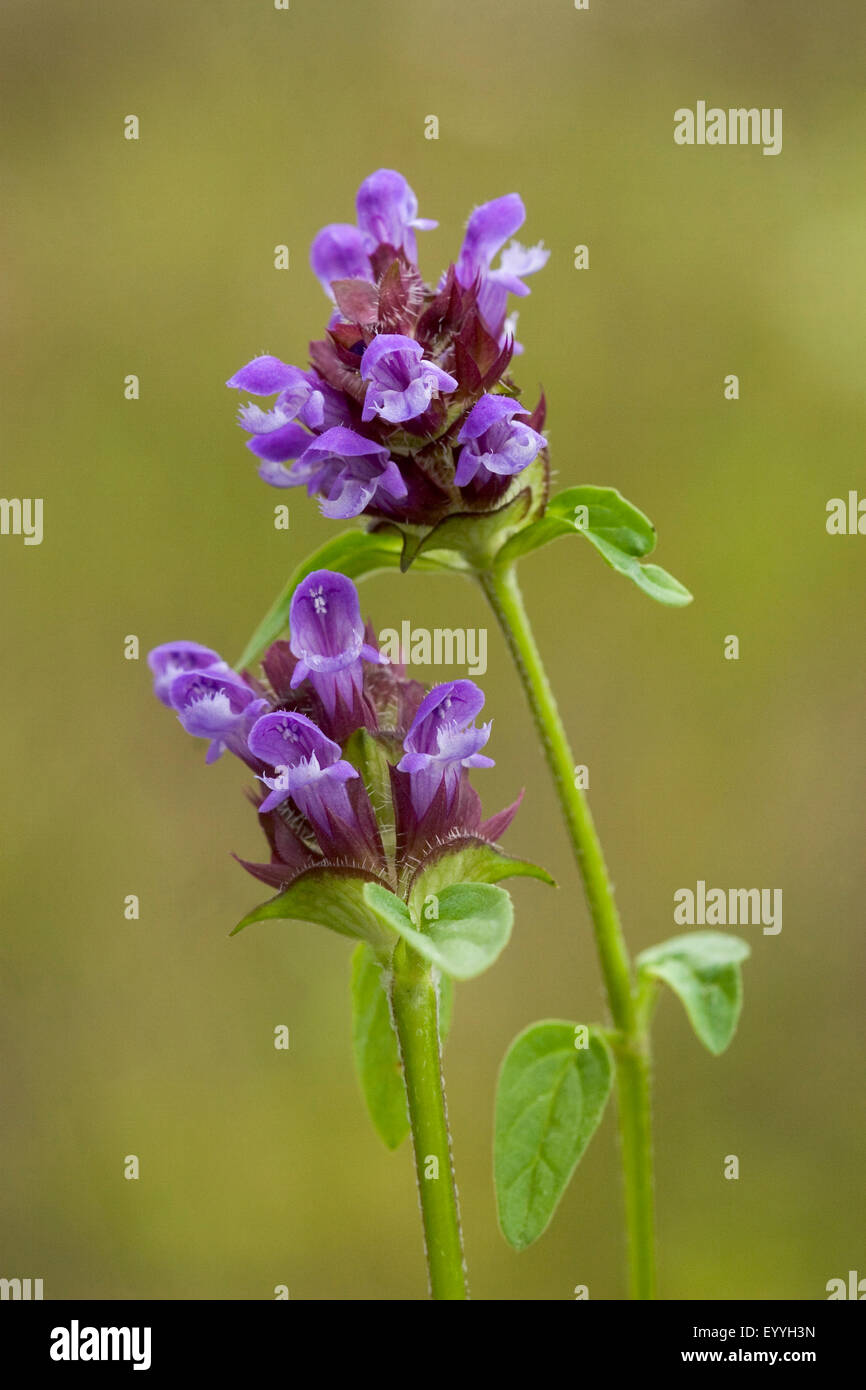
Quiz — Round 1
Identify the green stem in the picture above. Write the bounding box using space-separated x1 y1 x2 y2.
478 562 656 1299
389 940 468 1300
614 1039 657 1300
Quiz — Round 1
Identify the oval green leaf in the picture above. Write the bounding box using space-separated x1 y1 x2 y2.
636 931 751 1055
407 838 554 922
498 484 692 607
495 1021 614 1250
362 880 513 981
230 867 397 948
351 943 409 1150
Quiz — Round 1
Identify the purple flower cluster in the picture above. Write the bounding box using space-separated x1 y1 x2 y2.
227 170 548 524
148 570 522 890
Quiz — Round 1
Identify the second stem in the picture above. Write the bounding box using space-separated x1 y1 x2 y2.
478 561 657 1300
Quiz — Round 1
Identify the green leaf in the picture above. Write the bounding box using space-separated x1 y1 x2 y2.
551 485 658 556
498 484 654 563
235 529 467 669
230 867 397 948
498 484 692 607
620 559 692 605
495 1021 614 1250
636 931 751 1055
582 534 693 607
407 837 554 923
351 943 455 1151
362 880 513 981
351 943 409 1150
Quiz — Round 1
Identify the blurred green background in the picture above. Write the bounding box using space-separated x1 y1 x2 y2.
2 0 864 1300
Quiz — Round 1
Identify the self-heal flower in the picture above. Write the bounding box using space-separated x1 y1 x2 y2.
398 679 494 818
310 171 435 299
289 570 381 731
360 335 458 426
282 427 407 519
455 194 549 345
454 394 546 486
169 668 268 765
355 169 437 261
227 170 550 529
147 641 229 707
147 573 530 914
247 710 358 822
227 355 326 430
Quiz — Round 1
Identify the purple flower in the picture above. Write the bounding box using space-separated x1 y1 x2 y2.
310 172 435 299
289 570 381 725
169 668 269 765
247 710 358 825
360 335 458 425
227 170 553 527
272 426 407 519
356 169 437 261
309 224 373 298
227 355 326 431
455 194 549 343
397 679 494 817
147 641 230 707
454 394 546 486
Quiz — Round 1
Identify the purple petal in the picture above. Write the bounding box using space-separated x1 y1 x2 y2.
248 709 342 771
237 402 295 434
300 376 351 430
455 394 544 484
169 671 266 757
147 640 227 707
170 667 256 719
309 223 371 296
319 476 378 519
227 355 299 396
356 169 436 260
376 459 408 498
360 336 457 424
456 194 525 285
299 425 390 463
404 680 487 755
246 422 313 464
360 333 424 379
458 393 522 442
498 240 550 281
290 570 365 673
257 459 300 488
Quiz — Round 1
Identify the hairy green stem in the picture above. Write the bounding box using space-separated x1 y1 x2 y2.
478 562 656 1299
613 1039 657 1299
389 940 468 1300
